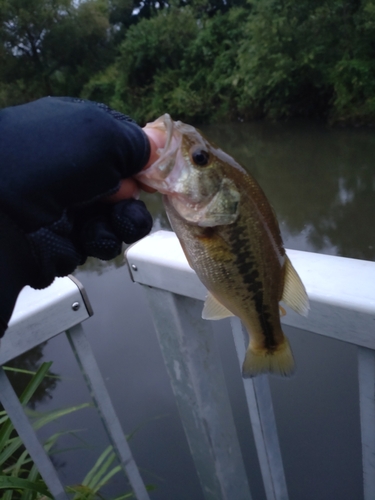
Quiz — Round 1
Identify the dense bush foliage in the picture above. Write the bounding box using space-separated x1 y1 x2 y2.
0 0 116 105
2 0 375 124
235 0 375 124
82 6 247 122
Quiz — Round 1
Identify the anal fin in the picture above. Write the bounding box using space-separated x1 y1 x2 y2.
281 255 309 317
202 292 235 320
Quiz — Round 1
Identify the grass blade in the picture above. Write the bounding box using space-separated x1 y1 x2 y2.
0 476 52 498
81 445 113 487
67 483 97 498
10 448 29 478
21 463 41 500
0 436 24 466
0 414 10 425
2 366 61 380
18 362 52 407
0 362 52 457
92 465 122 492
29 403 91 430
112 484 156 500
88 453 117 490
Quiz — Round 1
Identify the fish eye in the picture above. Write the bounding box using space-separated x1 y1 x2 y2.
191 148 210 167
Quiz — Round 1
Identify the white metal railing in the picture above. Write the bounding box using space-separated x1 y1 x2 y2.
0 276 150 500
126 230 375 500
3 230 374 500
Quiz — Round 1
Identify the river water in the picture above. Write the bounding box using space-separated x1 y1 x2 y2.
10 121 375 499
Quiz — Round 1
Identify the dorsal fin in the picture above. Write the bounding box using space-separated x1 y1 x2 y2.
202 292 235 320
281 255 309 317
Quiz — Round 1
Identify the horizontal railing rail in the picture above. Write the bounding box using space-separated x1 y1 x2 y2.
126 230 375 500
3 230 374 500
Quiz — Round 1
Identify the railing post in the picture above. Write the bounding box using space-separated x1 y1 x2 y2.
358 346 375 500
126 230 375 500
230 318 289 500
143 287 252 500
0 367 69 500
66 324 150 500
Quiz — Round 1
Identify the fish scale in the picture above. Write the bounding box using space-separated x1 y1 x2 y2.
137 114 309 377
214 213 283 352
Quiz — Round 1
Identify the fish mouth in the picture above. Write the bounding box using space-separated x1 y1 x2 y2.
136 114 178 192
136 114 200 194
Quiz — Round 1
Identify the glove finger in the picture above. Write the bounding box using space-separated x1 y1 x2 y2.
79 212 123 261
27 226 84 288
110 199 153 244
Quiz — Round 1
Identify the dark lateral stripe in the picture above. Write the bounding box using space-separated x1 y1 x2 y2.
230 226 277 350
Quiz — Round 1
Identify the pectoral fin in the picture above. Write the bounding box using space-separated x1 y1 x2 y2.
279 305 286 317
281 255 310 317
202 292 235 320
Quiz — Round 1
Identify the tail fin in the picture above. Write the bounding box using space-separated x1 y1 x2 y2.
242 337 295 378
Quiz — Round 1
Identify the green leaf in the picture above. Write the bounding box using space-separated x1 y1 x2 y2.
88 453 117 491
19 362 53 407
2 366 61 380
112 493 134 499
67 483 97 498
29 403 91 430
21 462 42 500
0 436 24 467
92 465 122 492
11 448 29 478
2 487 13 500
0 476 52 498
82 445 114 487
0 361 53 455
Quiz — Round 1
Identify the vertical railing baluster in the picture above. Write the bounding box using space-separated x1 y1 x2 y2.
66 324 150 500
358 346 375 500
126 230 375 500
230 317 289 500
144 287 252 500
0 367 69 500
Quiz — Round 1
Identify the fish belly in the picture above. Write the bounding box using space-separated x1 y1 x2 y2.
164 195 294 378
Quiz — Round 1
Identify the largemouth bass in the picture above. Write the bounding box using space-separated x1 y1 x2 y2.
137 114 309 377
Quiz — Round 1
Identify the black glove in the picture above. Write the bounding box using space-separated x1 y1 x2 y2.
0 97 153 334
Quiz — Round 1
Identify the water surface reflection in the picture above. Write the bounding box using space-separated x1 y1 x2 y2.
144 120 375 260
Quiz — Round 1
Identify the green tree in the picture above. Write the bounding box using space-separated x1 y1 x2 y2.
235 0 337 119
83 6 248 123
83 7 200 122
0 0 114 106
329 0 375 124
3 0 375 124
235 0 375 124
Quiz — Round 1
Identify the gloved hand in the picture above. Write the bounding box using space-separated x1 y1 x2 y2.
0 97 154 334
